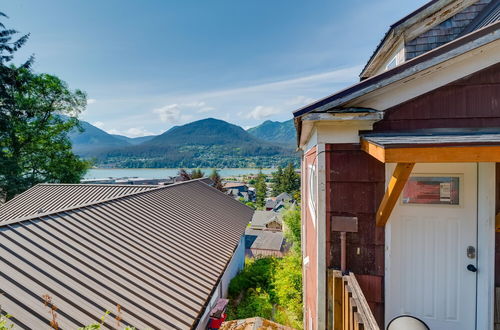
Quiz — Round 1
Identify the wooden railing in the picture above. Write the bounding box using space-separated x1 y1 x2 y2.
327 270 380 330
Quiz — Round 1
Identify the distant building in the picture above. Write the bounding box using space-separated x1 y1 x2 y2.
0 179 253 329
265 192 292 211
245 228 285 258
244 210 287 258
224 182 255 202
249 210 283 231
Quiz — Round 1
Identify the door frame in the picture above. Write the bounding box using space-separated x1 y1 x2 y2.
476 163 495 330
384 162 495 329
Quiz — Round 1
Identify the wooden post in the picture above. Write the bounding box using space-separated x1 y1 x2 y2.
376 162 414 226
328 269 334 330
333 272 343 330
340 232 347 272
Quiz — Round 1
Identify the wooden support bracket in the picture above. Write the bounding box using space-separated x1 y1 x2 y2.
376 163 415 227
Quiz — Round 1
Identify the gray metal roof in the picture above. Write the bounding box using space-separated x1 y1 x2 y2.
0 180 253 329
362 131 500 148
250 231 284 251
0 184 158 222
250 211 282 228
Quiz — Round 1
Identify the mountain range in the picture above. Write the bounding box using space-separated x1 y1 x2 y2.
70 118 297 168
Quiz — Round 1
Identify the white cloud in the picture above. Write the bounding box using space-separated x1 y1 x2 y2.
92 121 105 129
183 101 206 107
84 65 362 133
153 104 193 124
286 95 316 107
245 106 281 120
107 127 156 138
194 65 363 99
87 98 97 105
197 106 215 113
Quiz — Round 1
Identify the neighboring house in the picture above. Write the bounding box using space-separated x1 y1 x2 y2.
0 180 253 329
249 210 283 231
245 228 285 258
293 1 500 329
224 182 255 202
264 192 292 211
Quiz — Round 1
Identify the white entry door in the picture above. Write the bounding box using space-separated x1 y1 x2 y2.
386 163 478 330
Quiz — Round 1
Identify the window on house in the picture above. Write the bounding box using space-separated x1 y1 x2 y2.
386 55 398 70
308 164 317 226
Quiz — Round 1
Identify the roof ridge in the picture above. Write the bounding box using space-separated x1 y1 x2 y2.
37 183 161 188
0 179 208 227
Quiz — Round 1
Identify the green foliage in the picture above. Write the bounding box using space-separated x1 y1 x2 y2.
282 206 301 253
190 168 204 179
0 11 31 66
246 119 295 146
228 257 277 297
245 201 256 209
210 169 224 191
271 165 284 196
231 288 273 320
77 310 136 330
271 163 300 197
0 68 91 200
227 205 303 329
0 313 13 330
254 170 267 208
0 13 90 200
272 252 303 328
81 118 299 168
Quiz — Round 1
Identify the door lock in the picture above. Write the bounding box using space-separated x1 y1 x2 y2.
466 246 476 259
467 264 477 272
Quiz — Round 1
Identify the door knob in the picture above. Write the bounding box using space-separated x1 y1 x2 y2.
467 264 477 272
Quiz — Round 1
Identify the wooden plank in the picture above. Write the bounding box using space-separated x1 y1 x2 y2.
376 163 414 227
333 271 343 330
361 139 500 163
343 280 351 330
328 270 334 330
348 273 380 330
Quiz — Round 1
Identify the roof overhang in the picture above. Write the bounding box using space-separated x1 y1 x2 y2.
361 131 500 163
297 110 384 149
360 130 500 226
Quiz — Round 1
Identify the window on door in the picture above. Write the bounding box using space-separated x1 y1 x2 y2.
402 176 460 205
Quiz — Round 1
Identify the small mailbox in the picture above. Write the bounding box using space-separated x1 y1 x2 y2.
331 216 358 233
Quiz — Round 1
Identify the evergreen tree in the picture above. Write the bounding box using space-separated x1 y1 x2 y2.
177 168 191 181
190 168 204 179
0 13 90 200
270 165 283 197
281 163 300 195
210 169 224 191
255 170 267 208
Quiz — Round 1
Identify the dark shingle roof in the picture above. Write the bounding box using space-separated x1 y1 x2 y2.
0 180 253 329
461 0 500 35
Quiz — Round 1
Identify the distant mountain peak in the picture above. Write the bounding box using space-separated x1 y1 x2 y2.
247 119 295 146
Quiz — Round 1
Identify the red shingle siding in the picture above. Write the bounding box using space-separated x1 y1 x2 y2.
303 147 318 330
373 62 500 131
325 144 385 327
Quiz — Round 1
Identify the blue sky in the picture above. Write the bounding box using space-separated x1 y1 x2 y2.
4 0 428 137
